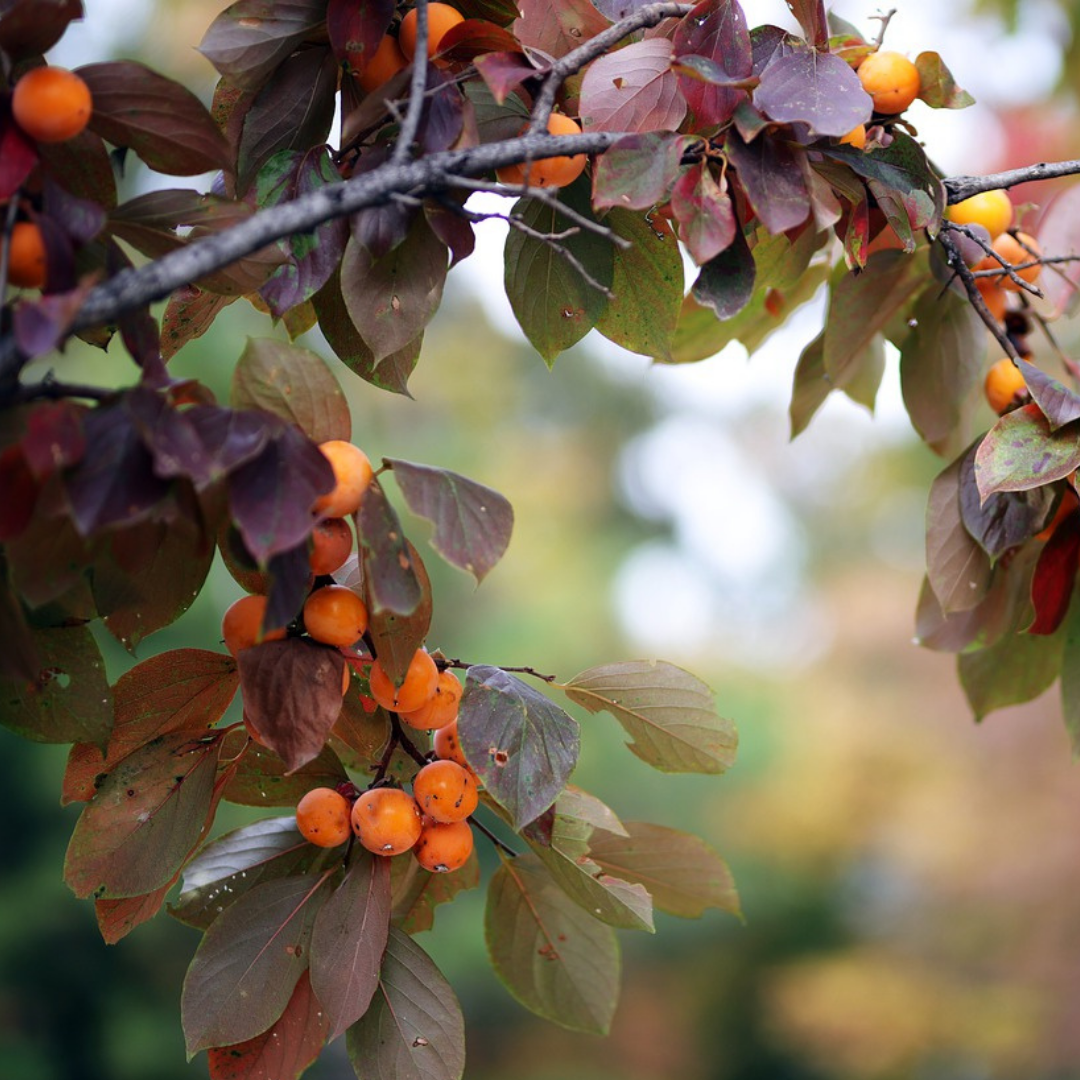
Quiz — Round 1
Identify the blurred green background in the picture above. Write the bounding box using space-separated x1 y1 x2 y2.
7 0 1080 1077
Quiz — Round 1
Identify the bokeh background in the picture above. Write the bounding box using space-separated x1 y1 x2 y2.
6 0 1080 1077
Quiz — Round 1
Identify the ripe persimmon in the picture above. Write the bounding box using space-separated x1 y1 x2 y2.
857 50 920 114
296 787 352 848
312 440 374 518
309 517 353 575
368 648 439 713
351 786 423 854
399 3 464 61
984 357 1028 415
399 669 462 730
433 717 468 768
977 278 1008 322
840 124 866 149
496 113 587 189
357 34 407 92
221 594 287 657
1036 485 1079 541
413 759 478 823
414 816 474 873
946 189 1013 240
303 585 368 647
977 232 1041 291
11 66 92 143
6 222 47 289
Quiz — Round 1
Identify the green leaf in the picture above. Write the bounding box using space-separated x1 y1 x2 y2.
386 458 514 584
789 330 830 438
958 624 1065 721
974 406 1080 499
485 851 620 1034
64 729 222 899
361 541 433 689
915 51 975 109
561 660 736 774
587 822 741 920
0 624 112 746
231 338 351 444
346 926 465 1080
459 666 580 830
390 848 481 934
595 210 684 360
181 873 333 1056
503 184 614 364
310 852 391 1042
222 741 348 807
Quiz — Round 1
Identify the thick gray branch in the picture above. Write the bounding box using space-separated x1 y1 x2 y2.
945 159 1080 203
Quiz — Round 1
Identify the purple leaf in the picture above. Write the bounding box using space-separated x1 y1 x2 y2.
264 541 313 632
512 0 610 58
724 130 810 234
690 225 755 319
753 49 871 136
328 0 394 75
671 161 736 265
474 51 540 104
386 458 514 583
0 0 83 58
579 38 687 134
672 0 752 128
591 132 692 212
1017 357 1080 431
418 69 466 155
356 476 423 616
784 0 827 47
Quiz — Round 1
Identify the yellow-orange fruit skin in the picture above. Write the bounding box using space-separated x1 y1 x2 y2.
296 787 352 848
399 3 464 61
312 441 374 518
984 358 1028 415
840 124 866 149
857 50 920 114
357 34 407 92
496 113 587 189
221 594 287 657
977 279 1008 322
303 584 369 647
12 67 93 143
946 190 1014 240
433 718 468 767
976 232 1041 291
398 669 462 730
309 517 353 575
414 817 474 873
351 787 423 854
413 759 478 823
6 222 47 289
368 649 439 713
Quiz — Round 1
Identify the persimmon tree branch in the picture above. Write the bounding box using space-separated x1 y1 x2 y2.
944 159 1080 203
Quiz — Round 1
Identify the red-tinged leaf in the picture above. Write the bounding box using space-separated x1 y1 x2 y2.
162 286 237 361
22 401 85 480
0 445 38 541
459 666 580 830
425 199 476 268
198 0 328 90
366 540 433 688
1036 186 1080 318
438 18 522 62
0 568 38 683
38 127 117 209
0 111 37 199
222 741 349 807
340 219 448 365
975 406 1080 500
1016 357 1080 431
0 0 83 58
310 852 391 1041
690 225 755 320
512 0 610 58
673 0 752 129
329 691 392 772
504 186 614 364
1029 511 1080 635
231 338 350 445
172 817 335 930
562 660 736 774
588 821 741 919
63 729 223 899
63 399 173 535
227 424 335 565
181 872 334 1056
958 621 1065 721
579 38 687 134
96 879 175 945
263 541 313 633
485 851 619 1034
386 459 514 584
915 51 974 109
78 61 230 175
825 250 925 391
207 970 328 1080
595 209 683 361
474 51 541 105
346 926 466 1080
671 161 736 265
753 49 871 136
417 69 467 155
0 624 112 746
783 0 827 47
389 848 481 934
725 130 810 234
238 638 345 773
311 272 419 396
44 176 107 246
356 476 423 617
957 443 1055 561
258 147 349 317
62 648 238 806
328 0 393 74
235 46 338 195
591 131 692 211
925 452 992 614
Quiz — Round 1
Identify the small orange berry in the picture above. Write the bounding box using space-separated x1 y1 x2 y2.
303 584 369 647
413 759 478 823
414 816 474 873
368 649 439 713
296 787 352 848
221 594 287 657
312 441 374 519
857 50 920 114
351 787 423 854
6 222 47 289
12 66 93 143
984 357 1028 415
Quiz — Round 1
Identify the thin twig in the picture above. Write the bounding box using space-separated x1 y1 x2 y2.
390 714 430 767
8 379 117 404
471 815 518 858
441 658 558 682
392 0 430 167
869 8 897 51
371 729 401 783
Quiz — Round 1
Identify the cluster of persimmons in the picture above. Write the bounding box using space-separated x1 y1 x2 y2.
220 437 479 875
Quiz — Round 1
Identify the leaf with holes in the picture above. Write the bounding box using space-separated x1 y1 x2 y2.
562 660 736 774
579 38 686 134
